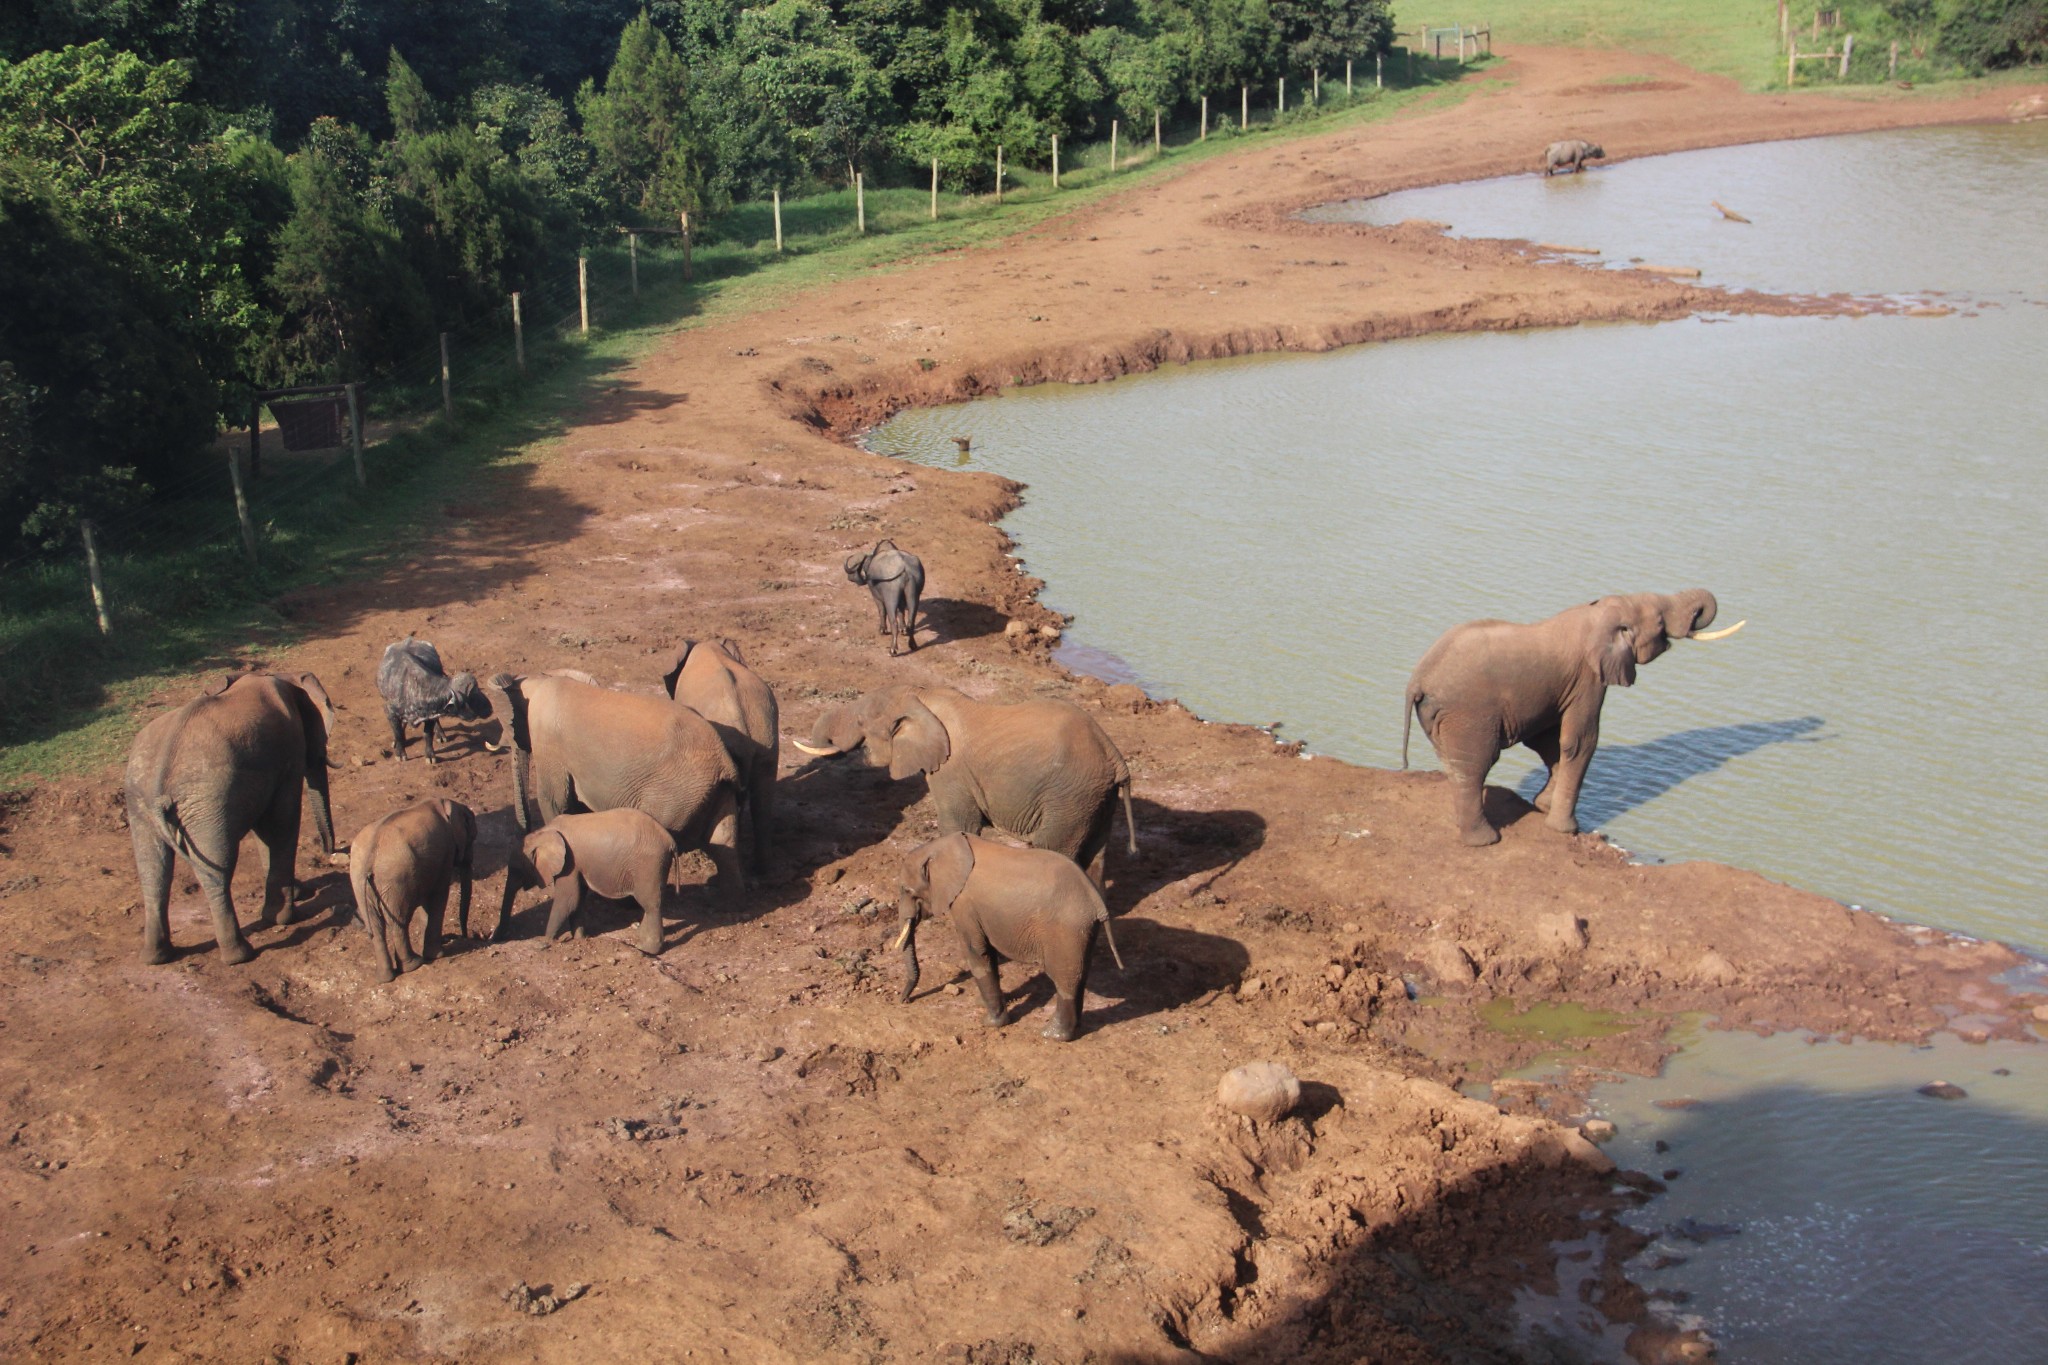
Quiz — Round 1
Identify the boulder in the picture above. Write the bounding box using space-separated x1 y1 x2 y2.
1217 1062 1301 1123
1422 937 1477 988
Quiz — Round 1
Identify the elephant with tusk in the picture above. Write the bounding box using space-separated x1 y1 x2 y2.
660 639 778 878
794 684 1136 891
1403 590 1745 847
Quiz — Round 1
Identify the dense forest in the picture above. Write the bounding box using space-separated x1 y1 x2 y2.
0 0 1396 553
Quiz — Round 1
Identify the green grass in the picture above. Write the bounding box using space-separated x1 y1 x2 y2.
1398 0 1788 86
1 68 1476 785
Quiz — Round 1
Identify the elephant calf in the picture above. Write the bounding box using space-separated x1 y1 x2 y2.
349 799 477 983
498 809 678 956
895 834 1125 1042
1543 139 1604 175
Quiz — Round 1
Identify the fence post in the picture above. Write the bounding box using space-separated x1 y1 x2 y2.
347 382 365 489
1788 41 1797 86
1347 58 1353 95
680 210 693 280
1201 95 1208 139
512 291 525 373
1889 40 1898 76
80 519 111 636
1111 119 1118 172
248 397 261 481
1154 109 1162 155
931 157 939 219
629 231 639 297
995 145 1003 201
1840 33 1853 77
1052 136 1059 189
1279 76 1285 114
773 188 783 251
1240 86 1248 130
1314 68 1320 103
856 174 865 232
578 255 589 334
1377 51 1383 89
228 446 258 566
439 332 451 416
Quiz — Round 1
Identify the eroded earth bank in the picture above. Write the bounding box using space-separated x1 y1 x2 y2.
3 45 2043 1365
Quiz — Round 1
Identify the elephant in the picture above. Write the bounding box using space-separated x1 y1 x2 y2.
894 833 1125 1041
1544 139 1605 175
845 539 925 655
348 798 477 982
480 671 744 894
793 684 1136 889
123 670 340 965
497 809 678 955
1403 590 1745 847
661 639 777 877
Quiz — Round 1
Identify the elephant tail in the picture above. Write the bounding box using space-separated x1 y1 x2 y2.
1401 690 1417 770
1096 903 1126 971
155 797 228 875
1119 776 1138 855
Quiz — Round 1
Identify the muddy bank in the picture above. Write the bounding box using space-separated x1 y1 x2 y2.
2 44 2042 1363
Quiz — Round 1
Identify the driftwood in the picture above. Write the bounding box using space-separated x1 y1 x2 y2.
1712 201 1753 224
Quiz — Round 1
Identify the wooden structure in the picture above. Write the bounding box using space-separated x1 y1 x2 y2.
250 383 364 484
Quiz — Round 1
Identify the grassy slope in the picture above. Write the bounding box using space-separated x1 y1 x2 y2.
0 76 1474 785
1400 0 1786 86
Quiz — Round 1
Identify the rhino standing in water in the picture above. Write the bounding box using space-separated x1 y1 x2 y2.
1543 139 1605 175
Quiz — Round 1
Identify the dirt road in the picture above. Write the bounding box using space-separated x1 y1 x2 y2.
3 46 2039 1364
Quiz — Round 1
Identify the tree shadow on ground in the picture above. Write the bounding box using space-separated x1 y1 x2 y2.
1515 716 1828 828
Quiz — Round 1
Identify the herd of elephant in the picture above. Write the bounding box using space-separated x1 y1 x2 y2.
121 525 1740 1041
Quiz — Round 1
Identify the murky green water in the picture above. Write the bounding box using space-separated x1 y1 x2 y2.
870 126 2048 1360
872 125 2048 951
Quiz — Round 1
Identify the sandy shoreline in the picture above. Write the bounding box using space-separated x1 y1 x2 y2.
2 44 2043 1363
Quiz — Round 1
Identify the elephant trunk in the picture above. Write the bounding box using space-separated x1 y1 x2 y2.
794 701 862 758
494 859 527 942
896 913 920 1002
482 674 533 831
1664 589 1720 639
305 778 338 856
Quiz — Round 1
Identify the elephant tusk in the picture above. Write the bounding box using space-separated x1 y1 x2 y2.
792 739 843 757
893 921 913 951
1690 619 1747 641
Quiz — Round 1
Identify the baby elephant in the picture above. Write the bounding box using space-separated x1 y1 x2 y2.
895 834 1124 1042
1543 139 1604 175
845 538 925 656
498 809 678 956
349 799 478 983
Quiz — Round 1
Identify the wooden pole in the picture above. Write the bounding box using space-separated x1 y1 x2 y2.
628 231 639 297
1780 0 1789 49
228 446 257 565
1201 95 1208 140
995 146 1003 201
346 382 364 489
1279 76 1286 114
1788 41 1797 87
1051 136 1059 189
1840 33 1853 78
773 189 783 251
512 291 525 373
1314 68 1320 103
81 519 111 636
931 158 939 219
248 398 260 480
1890 40 1898 77
1155 109 1162 156
1377 50 1383 89
1240 85 1247 130
1347 58 1353 95
1111 119 1118 172
439 331 451 416
578 255 588 334
856 174 865 232
680 211 692 281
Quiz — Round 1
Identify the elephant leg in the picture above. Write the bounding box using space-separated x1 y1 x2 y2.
701 788 747 899
133 824 176 965
1043 924 1095 1042
633 881 665 957
534 762 573 825
419 879 450 964
543 877 583 942
956 921 1005 1026
387 706 408 760
195 844 255 965
252 784 302 928
362 900 398 983
930 784 986 842
1445 756 1500 847
745 767 774 878
1526 729 1562 813
1544 726 1600 835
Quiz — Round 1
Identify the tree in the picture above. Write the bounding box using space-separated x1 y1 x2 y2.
735 0 893 182
577 10 700 219
1941 0 2048 70
1269 0 1391 79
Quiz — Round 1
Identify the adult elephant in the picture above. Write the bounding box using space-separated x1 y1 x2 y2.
482 671 744 892
660 639 777 877
793 685 1136 889
124 671 340 965
1403 590 1744 847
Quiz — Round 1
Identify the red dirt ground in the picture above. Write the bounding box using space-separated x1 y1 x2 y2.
4 46 2042 1364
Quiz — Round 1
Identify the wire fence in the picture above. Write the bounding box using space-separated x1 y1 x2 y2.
0 46 1475 758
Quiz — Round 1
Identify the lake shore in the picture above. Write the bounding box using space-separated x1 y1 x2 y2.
3 44 2043 1363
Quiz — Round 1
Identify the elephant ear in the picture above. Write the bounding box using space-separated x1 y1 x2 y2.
529 829 572 882
444 801 478 868
919 835 975 920
660 641 697 699
1593 608 1639 688
882 694 950 779
484 674 531 752
289 673 337 769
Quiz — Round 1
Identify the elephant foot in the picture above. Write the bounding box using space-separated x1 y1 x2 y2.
1531 789 1553 813
1041 1020 1077 1042
141 942 173 967
1460 823 1502 848
1546 813 1581 836
636 931 664 957
219 937 258 965
981 1010 1006 1028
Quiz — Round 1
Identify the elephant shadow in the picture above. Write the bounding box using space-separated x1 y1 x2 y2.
1106 798 1268 917
993 917 1252 1034
915 597 1009 647
254 869 357 955
1513 715 1829 829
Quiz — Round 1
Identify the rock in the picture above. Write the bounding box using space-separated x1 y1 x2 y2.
1534 913 1586 954
1422 938 1477 988
1692 949 1739 987
2030 1004 2048 1024
1102 683 1148 713
1236 976 1264 998
1579 1118 1616 1143
751 1045 783 1064
1003 618 1032 638
1217 1062 1301 1123
1037 624 1061 640
1917 1080 1967 1101
2012 92 2048 122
